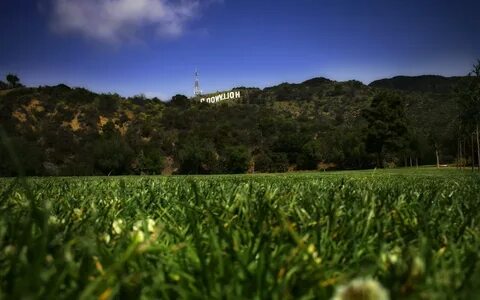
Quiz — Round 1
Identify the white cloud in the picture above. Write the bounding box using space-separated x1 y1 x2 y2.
49 0 208 42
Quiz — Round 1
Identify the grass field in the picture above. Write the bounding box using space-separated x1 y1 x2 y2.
1 168 480 299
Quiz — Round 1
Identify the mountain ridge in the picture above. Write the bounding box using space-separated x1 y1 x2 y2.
1 74 464 100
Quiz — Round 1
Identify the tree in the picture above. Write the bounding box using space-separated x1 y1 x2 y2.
6 74 20 88
90 120 135 175
221 145 250 173
136 149 165 175
254 152 273 173
177 137 218 174
270 152 289 172
297 140 323 170
363 91 410 167
93 136 133 175
471 59 480 77
170 94 190 108
254 151 288 173
101 121 117 138
296 137 340 170
458 59 480 171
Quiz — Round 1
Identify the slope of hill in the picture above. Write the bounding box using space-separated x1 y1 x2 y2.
0 76 462 176
369 75 464 93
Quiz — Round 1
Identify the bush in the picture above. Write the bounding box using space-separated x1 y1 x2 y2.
221 145 250 174
254 152 288 173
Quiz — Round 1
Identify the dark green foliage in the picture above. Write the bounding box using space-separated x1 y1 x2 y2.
95 94 120 114
177 137 218 174
220 145 250 174
363 91 410 167
301 77 332 86
455 60 480 171
457 74 480 128
269 152 289 172
169 94 190 108
370 75 464 94
254 152 289 173
297 139 324 170
253 152 273 173
95 142 132 174
128 94 148 106
36 85 96 104
93 134 134 175
0 136 43 176
136 148 165 175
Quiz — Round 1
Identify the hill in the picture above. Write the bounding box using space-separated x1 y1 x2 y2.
0 75 464 176
369 75 464 93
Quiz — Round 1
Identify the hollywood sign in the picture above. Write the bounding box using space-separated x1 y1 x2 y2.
200 91 241 103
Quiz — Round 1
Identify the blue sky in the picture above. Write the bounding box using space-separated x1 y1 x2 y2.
0 0 479 99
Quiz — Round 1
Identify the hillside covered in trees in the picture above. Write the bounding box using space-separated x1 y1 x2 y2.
0 74 469 176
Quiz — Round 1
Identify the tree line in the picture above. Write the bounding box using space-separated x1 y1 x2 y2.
456 60 480 171
0 74 23 90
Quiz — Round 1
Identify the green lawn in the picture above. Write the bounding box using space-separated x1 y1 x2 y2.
1 168 479 299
